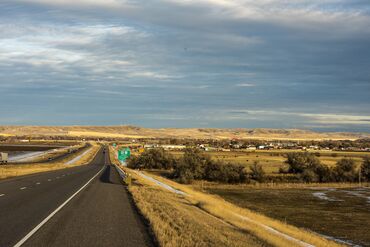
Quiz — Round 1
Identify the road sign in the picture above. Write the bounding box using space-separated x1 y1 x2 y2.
113 143 117 148
118 148 131 162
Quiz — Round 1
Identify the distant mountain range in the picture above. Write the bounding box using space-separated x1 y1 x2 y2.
0 126 369 140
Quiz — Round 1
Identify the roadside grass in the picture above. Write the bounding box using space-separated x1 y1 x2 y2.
0 143 100 180
204 185 370 246
109 147 268 246
109 147 341 247
130 177 268 247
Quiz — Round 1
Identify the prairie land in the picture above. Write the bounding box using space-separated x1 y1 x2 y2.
110 147 342 247
1 125 369 140
204 185 370 246
130 147 370 246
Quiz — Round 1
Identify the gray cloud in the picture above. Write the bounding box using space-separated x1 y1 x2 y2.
0 0 369 131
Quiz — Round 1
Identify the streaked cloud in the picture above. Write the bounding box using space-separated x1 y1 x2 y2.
300 113 370 125
236 83 255 87
17 0 130 8
0 0 369 131
227 110 370 126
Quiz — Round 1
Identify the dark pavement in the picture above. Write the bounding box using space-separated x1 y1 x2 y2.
0 147 153 247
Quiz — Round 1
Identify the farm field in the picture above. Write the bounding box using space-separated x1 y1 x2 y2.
205 185 370 246
170 150 370 174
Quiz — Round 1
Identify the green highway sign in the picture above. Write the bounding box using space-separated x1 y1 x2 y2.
118 148 131 162
113 143 117 147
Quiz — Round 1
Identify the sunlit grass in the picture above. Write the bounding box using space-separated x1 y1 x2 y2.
109 147 342 247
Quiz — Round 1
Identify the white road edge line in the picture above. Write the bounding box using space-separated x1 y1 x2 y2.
20 187 27 190
0 194 5 197
13 165 105 247
233 213 315 247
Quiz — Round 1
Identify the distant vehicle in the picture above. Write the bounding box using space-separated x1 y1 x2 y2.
0 152 8 164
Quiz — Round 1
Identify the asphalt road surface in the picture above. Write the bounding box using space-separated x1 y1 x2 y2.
0 147 153 247
11 143 91 164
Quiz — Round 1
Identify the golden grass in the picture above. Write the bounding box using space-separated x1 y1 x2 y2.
0 143 100 180
109 148 267 247
0 133 14 137
1 125 368 140
109 147 343 247
68 130 145 139
142 172 343 247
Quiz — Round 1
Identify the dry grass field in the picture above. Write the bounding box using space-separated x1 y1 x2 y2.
127 175 267 247
121 145 370 246
109 147 342 247
0 143 100 180
203 185 370 246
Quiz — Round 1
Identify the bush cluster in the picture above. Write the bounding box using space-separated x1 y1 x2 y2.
285 152 365 183
171 148 250 184
128 148 370 184
127 148 176 170
128 148 265 184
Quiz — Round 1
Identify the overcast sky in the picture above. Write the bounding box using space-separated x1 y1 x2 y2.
0 0 369 131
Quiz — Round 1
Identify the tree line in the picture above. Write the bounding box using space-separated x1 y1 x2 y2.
283 152 370 183
128 148 370 184
128 148 265 184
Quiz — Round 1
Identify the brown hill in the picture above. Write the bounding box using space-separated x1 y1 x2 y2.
0 126 369 140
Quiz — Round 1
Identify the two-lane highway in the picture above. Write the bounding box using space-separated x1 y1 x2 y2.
0 147 153 247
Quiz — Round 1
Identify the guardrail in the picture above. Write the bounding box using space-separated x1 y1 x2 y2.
114 164 132 186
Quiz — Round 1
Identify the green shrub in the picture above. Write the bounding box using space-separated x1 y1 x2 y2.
314 164 333 182
171 148 211 182
285 152 333 182
286 152 321 174
300 169 319 183
333 158 357 182
220 164 249 183
204 161 224 182
127 148 176 170
172 148 249 184
250 162 265 182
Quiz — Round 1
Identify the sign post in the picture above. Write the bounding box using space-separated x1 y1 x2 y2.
118 147 131 166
